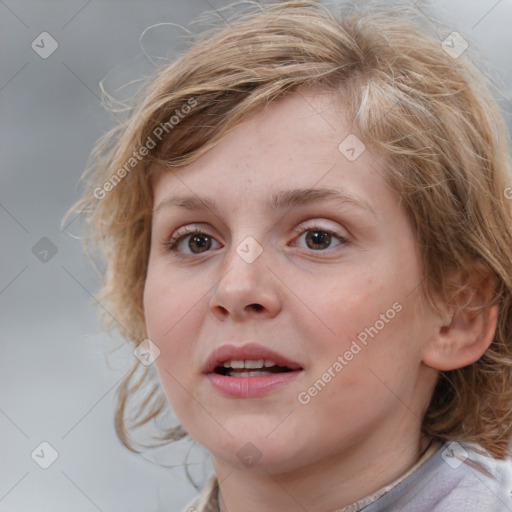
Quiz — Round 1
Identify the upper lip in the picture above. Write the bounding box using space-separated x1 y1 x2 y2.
202 343 303 374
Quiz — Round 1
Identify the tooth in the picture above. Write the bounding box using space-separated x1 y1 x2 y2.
264 360 277 367
223 361 231 368
244 359 264 369
228 370 273 377
230 360 244 369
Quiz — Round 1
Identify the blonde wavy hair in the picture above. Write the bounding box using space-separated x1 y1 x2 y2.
66 0 512 459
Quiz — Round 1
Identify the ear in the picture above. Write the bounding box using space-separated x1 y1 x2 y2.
422 269 498 371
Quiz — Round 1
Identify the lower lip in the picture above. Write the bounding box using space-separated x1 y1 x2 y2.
206 371 302 397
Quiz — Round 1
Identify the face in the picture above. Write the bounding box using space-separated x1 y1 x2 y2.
144 88 440 474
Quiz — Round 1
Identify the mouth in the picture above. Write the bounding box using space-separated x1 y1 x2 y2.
213 359 297 377
203 343 304 397
202 343 303 375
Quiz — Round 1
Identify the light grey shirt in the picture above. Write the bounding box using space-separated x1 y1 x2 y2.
358 441 512 511
183 441 512 511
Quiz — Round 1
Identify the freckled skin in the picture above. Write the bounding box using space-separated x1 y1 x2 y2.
143 88 443 511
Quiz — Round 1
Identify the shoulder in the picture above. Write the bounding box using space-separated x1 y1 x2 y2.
366 441 512 512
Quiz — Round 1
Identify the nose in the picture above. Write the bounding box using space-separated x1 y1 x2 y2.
208 242 282 322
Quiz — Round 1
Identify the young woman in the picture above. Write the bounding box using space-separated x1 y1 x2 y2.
68 2 512 510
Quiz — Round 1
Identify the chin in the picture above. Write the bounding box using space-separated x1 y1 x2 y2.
196 422 316 474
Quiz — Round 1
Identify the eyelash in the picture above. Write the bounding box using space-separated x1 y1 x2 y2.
166 226 215 253
165 223 348 255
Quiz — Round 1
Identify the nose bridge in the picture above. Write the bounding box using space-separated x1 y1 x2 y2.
218 235 267 297
209 234 281 320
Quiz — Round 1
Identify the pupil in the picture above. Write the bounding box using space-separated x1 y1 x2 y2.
306 230 331 250
189 234 211 253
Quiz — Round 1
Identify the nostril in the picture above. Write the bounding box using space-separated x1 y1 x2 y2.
247 303 264 312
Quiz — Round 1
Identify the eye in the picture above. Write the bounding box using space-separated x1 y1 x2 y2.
166 226 222 255
293 223 347 251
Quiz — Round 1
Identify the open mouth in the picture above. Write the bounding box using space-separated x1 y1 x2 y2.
204 346 304 397
214 359 297 377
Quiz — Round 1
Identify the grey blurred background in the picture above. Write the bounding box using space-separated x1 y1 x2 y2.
1 1 511 511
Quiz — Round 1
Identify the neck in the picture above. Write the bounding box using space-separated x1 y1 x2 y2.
214 428 432 512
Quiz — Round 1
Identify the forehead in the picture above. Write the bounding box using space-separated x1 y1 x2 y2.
151 88 393 214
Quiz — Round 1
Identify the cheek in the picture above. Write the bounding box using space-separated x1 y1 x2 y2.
306 262 423 373
303 272 393 345
143 263 205 368
143 267 205 418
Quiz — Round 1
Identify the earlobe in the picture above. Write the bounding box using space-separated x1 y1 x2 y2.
422 274 499 371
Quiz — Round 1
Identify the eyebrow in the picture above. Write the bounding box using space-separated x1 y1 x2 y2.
154 187 377 218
